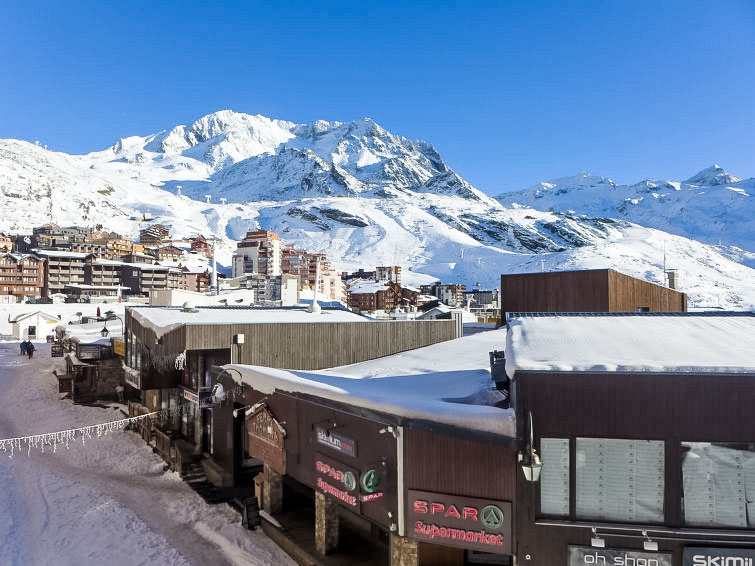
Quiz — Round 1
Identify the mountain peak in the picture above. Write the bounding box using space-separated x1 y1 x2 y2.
685 165 740 186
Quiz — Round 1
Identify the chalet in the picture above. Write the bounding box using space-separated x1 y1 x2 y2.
0 233 13 253
0 252 45 302
155 245 185 262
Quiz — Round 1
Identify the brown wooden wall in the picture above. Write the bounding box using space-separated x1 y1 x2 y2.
607 270 687 312
404 428 518 502
184 320 458 370
514 370 755 565
501 270 611 314
500 269 686 318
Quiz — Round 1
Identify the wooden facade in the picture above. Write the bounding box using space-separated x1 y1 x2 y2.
514 369 755 565
125 309 458 380
500 269 686 318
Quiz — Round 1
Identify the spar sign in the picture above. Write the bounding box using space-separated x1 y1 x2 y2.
407 489 512 554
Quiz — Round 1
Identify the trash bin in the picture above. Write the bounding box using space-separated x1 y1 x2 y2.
242 496 260 530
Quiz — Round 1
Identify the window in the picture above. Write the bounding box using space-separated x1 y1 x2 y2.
682 442 755 527
540 437 665 523
576 438 664 522
540 438 570 516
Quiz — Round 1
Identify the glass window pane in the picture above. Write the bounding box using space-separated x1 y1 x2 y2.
540 438 570 516
576 438 664 522
682 442 755 527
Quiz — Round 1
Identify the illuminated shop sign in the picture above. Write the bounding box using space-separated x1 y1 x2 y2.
568 546 672 566
315 426 357 457
407 489 512 554
315 455 361 510
683 547 755 566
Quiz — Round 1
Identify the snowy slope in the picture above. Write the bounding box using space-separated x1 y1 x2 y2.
1 111 754 309
496 166 755 261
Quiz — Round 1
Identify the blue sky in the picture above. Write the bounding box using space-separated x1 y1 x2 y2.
2 1 754 193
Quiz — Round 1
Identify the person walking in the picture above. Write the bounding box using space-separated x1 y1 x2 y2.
26 340 35 359
19 341 26 356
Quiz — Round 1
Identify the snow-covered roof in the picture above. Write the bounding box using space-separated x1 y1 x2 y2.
34 250 89 259
347 280 388 294
505 313 755 376
64 284 130 290
222 328 514 437
129 306 369 339
9 311 59 323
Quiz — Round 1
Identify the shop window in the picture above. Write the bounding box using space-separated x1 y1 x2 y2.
682 442 755 527
540 438 570 516
576 438 664 522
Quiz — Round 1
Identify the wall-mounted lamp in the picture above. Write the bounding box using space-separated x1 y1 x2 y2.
590 527 605 548
520 411 542 482
100 326 109 337
642 530 658 551
379 425 399 439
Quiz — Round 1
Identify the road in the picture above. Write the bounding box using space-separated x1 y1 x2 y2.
0 342 294 566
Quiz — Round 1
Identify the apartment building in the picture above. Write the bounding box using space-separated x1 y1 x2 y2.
0 253 45 302
32 224 92 249
139 224 171 246
35 250 88 296
232 230 282 277
419 282 468 308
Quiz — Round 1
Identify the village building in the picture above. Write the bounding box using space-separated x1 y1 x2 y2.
420 283 468 308
499 268 687 320
139 224 171 246
8 310 59 339
122 305 460 500
32 224 92 249
62 284 129 303
0 252 45 302
155 245 185 262
347 280 419 313
34 250 88 297
505 312 755 566
190 235 213 259
0 233 14 253
232 231 282 277
119 263 177 297
212 328 515 566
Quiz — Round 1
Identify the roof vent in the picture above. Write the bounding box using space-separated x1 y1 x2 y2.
181 301 199 313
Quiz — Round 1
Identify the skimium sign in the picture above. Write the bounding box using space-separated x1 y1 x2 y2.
684 547 755 566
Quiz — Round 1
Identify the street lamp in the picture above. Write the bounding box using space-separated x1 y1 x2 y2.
520 411 543 482
101 314 125 338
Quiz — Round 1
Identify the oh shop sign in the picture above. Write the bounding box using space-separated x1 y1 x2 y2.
407 489 512 554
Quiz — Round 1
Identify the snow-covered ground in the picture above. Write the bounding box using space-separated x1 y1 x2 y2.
0 341 295 566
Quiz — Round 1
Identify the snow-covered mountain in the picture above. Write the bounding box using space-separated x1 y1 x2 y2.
1 110 753 309
497 166 755 265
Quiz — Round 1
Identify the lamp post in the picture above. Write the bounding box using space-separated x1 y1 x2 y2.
101 314 124 338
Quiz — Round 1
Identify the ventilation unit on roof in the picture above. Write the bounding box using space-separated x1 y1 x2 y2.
489 350 510 406
181 301 199 313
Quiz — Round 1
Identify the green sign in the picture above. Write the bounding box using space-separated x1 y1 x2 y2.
480 505 505 529
360 468 381 493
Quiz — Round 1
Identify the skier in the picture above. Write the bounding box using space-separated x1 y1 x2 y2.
26 340 35 359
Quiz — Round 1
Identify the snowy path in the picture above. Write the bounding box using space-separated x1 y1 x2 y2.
0 342 295 566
